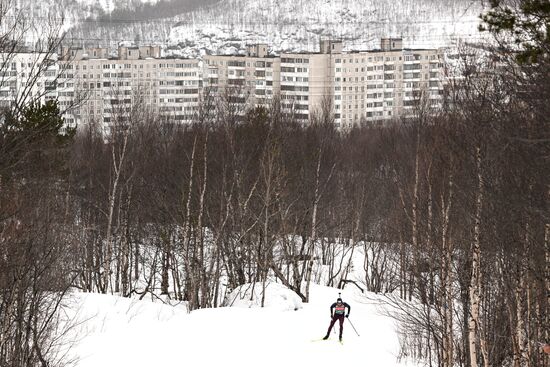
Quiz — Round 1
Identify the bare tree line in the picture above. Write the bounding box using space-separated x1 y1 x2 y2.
377 42 550 367
0 2 82 365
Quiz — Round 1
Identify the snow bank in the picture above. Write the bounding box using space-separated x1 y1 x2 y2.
59 283 408 367
224 282 303 311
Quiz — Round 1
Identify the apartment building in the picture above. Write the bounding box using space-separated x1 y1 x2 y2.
277 40 342 122
203 41 338 122
203 39 444 127
0 52 58 111
334 38 444 128
278 38 443 128
58 45 201 134
203 44 280 116
1 38 445 132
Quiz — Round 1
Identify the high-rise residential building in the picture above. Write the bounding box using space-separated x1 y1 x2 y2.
58 45 201 134
279 40 341 122
203 44 280 116
333 39 444 128
0 52 58 111
203 38 444 127
1 38 445 132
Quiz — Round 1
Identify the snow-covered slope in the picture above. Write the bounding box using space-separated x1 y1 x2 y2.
13 0 487 56
12 0 161 39
59 0 487 58
61 284 405 367
55 239 415 365
167 0 485 56
18 0 158 16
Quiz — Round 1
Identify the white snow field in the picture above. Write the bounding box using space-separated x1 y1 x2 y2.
61 283 411 367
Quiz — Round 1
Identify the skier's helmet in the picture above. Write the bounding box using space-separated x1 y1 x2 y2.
337 298 342 303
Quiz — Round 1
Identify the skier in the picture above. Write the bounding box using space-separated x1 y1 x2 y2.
323 297 350 341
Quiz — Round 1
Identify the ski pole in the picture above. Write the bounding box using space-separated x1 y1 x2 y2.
346 317 360 337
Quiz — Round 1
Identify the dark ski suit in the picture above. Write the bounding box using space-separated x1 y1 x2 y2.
325 301 351 338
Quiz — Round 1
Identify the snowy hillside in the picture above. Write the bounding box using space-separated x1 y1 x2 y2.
17 0 158 15
60 0 487 57
15 0 157 21
12 0 161 38
54 240 416 367
167 0 486 56
61 284 406 367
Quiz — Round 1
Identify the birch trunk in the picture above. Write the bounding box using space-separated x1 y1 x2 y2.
160 230 170 295
260 140 275 308
411 125 421 303
304 150 322 303
545 187 549 347
196 132 208 308
121 187 132 297
441 172 454 367
181 135 197 302
515 268 528 367
426 163 434 305
515 223 530 367
468 146 483 367
102 131 129 294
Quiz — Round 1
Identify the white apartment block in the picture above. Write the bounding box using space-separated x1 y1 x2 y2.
279 40 341 122
1 38 445 132
58 45 201 135
334 38 444 128
0 52 58 112
203 44 280 116
204 39 444 127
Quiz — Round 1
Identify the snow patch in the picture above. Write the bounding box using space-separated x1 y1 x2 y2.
61 284 408 367
224 282 303 311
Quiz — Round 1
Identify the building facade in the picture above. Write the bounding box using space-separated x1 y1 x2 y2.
334 44 444 128
204 38 444 128
1 38 445 132
203 44 280 118
58 45 201 134
0 52 58 111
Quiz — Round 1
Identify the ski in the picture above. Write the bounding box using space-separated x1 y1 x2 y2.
311 337 343 344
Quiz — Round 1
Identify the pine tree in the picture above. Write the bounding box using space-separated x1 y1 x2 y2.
480 0 550 64
0 100 75 180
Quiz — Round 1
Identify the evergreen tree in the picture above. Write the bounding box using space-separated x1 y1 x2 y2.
0 100 75 181
480 0 550 64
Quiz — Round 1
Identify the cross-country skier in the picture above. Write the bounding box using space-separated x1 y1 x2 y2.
323 297 350 341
